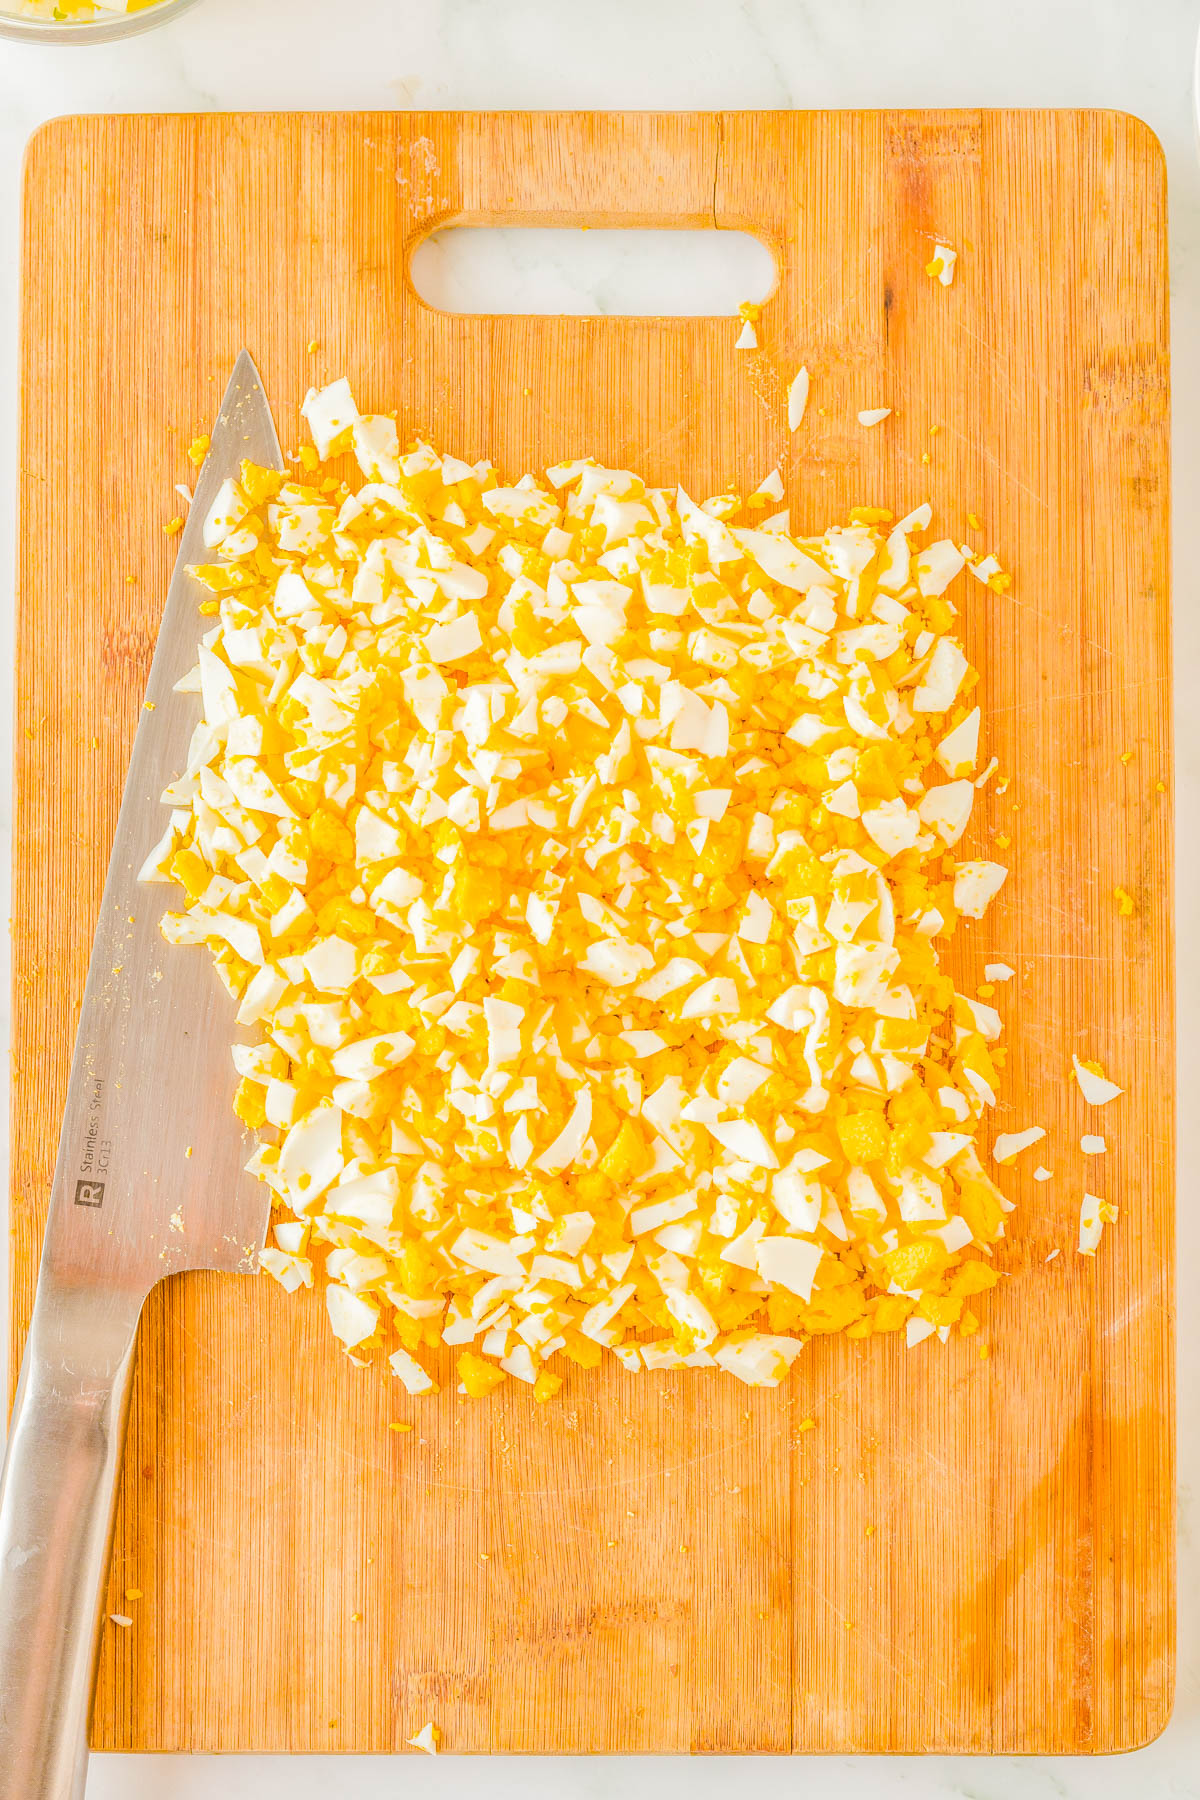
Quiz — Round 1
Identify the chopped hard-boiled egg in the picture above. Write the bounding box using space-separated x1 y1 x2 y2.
1072 1056 1123 1107
3 0 172 18
787 367 810 432
991 1127 1044 1165
149 378 1016 1396
1078 1193 1117 1256
926 244 957 287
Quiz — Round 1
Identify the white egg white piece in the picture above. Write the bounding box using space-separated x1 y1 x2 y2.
991 1127 1045 1164
1072 1056 1124 1106
787 365 810 431
407 1723 440 1756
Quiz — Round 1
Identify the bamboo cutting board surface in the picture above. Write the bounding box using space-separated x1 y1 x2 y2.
14 110 1172 1755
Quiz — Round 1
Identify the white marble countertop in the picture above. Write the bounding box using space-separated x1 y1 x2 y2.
0 0 1197 1794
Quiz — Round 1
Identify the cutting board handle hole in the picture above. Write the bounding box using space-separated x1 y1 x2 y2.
409 227 776 317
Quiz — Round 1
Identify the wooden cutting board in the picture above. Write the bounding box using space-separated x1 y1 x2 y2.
13 109 1172 1755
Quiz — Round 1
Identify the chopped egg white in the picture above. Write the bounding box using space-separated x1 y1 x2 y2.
991 1127 1045 1165
927 244 957 287
1078 1192 1116 1256
150 378 1015 1398
856 408 891 428
1072 1056 1123 1106
5 0 173 18
787 366 810 432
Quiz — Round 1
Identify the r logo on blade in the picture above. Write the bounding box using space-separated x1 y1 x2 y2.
74 1181 105 1208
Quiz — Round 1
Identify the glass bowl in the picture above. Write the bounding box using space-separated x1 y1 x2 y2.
0 0 201 43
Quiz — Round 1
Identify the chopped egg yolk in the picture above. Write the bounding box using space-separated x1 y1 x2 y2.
146 379 1015 1395
2 0 171 17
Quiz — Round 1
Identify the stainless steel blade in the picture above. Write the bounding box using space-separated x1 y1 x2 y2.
39 349 282 1303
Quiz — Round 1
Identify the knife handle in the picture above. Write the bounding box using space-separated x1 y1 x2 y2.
0 1283 143 1800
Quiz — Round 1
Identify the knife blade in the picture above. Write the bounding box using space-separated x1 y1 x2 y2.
0 351 282 1800
45 348 282 1294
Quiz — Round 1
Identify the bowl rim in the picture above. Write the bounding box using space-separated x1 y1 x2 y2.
0 0 201 44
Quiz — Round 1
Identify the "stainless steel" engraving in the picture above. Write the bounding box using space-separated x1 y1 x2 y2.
77 1076 111 1197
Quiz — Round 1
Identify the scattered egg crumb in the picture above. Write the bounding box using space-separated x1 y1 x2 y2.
985 963 1014 982
163 517 184 538
408 1722 440 1756
1113 886 1134 916
925 245 957 287
856 408 891 428
1044 1247 1060 1262
1072 1057 1123 1107
1033 1166 1053 1182
787 366 810 431
1078 1193 1117 1256
187 436 211 467
109 1614 133 1629
991 1127 1044 1165
146 378 1017 1396
1080 1134 1106 1155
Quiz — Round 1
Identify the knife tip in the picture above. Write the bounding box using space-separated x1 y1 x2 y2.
231 346 263 384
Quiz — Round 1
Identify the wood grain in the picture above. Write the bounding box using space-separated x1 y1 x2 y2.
13 110 1172 1754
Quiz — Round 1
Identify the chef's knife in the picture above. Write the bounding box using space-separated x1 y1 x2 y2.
0 353 280 1800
